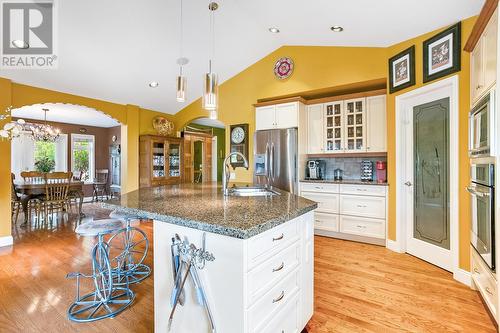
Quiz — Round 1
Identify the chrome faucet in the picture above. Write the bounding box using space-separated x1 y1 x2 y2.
222 152 249 196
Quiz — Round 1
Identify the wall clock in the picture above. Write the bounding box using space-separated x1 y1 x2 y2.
229 124 249 168
274 57 294 80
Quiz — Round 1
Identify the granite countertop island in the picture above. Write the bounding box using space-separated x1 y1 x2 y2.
300 179 389 186
103 183 317 239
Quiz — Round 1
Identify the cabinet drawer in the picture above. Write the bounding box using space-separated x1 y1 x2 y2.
248 269 300 332
340 195 386 219
314 212 339 232
471 249 498 317
301 182 339 193
340 215 385 239
255 292 300 333
248 220 298 267
340 184 386 196
247 243 300 306
301 192 339 214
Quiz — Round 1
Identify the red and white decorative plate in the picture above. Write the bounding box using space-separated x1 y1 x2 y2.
274 57 294 80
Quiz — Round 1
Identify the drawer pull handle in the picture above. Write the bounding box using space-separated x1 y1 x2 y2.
357 205 367 208
356 189 367 192
272 290 285 303
356 225 367 229
273 234 284 241
473 268 480 274
486 287 494 295
273 262 285 272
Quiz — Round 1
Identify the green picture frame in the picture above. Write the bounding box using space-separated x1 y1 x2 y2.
389 45 416 94
423 22 461 83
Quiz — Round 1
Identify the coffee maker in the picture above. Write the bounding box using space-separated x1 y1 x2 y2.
306 160 325 180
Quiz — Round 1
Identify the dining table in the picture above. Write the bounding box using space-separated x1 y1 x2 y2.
14 180 85 224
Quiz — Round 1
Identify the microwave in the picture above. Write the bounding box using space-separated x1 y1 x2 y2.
469 91 495 157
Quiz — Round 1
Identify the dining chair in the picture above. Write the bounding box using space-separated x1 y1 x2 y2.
68 171 83 211
21 171 45 183
93 169 109 202
37 172 73 222
11 173 21 223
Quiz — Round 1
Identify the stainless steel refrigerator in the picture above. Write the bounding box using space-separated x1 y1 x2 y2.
253 128 298 194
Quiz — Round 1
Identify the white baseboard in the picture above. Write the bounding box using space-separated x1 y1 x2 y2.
0 236 13 247
386 239 404 253
454 268 472 287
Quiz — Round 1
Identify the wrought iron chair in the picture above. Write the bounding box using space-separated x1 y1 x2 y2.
11 173 21 223
92 169 109 202
107 211 151 285
67 219 135 322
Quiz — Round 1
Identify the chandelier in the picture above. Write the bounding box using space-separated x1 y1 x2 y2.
29 108 61 142
0 106 25 140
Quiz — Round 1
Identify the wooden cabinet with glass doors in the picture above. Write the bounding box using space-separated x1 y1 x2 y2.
139 135 183 188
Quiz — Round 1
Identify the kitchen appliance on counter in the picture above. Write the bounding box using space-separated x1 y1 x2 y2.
334 168 343 181
468 159 495 271
360 160 374 182
254 128 298 194
469 90 495 157
376 161 387 183
306 160 326 180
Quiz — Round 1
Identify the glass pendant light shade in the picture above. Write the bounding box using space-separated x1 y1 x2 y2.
176 74 186 102
203 71 218 111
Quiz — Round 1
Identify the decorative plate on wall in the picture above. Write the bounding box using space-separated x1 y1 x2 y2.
152 116 175 136
274 57 294 80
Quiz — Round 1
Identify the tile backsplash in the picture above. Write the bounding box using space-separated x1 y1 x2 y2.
309 157 387 181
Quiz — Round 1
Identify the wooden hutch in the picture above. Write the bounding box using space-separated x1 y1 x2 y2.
139 135 183 187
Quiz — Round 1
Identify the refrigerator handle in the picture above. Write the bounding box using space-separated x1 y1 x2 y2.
265 142 270 184
271 142 275 182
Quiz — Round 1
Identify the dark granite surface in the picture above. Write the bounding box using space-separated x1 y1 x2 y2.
300 179 388 186
102 183 317 239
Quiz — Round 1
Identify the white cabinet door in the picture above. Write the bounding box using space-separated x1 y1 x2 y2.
324 101 344 153
471 39 484 105
483 10 497 92
343 98 366 152
300 192 339 214
366 95 387 153
275 102 298 129
306 104 324 154
256 105 276 130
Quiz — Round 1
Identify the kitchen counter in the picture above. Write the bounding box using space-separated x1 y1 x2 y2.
301 179 388 186
103 183 317 239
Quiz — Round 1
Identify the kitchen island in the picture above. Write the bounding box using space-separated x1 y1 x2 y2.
104 183 317 333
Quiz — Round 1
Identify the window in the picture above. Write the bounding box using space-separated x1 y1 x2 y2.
34 141 56 173
71 134 95 183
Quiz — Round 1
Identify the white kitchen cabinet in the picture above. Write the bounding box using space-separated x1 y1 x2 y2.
366 95 387 153
471 9 498 105
343 98 366 152
339 215 385 239
324 101 344 153
471 246 498 320
255 102 300 130
300 191 339 214
306 104 324 154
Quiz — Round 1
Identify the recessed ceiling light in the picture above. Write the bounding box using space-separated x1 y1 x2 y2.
149 81 159 88
12 40 29 49
268 27 280 33
330 26 344 32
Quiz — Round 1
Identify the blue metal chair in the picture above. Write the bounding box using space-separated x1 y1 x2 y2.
67 219 135 322
107 211 151 285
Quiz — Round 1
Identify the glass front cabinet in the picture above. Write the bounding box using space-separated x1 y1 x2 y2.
140 135 183 187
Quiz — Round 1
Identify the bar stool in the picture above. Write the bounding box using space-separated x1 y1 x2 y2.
66 219 135 322
107 211 151 285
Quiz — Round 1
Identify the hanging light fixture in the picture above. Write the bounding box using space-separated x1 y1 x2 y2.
176 0 188 102
203 2 219 118
29 108 61 142
0 106 25 140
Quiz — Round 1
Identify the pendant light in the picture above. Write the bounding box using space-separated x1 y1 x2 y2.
176 0 188 102
203 2 219 118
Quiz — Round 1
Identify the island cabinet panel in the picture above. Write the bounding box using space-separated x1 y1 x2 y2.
153 211 314 333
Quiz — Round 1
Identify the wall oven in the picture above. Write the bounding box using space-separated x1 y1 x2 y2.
468 161 495 271
469 91 494 157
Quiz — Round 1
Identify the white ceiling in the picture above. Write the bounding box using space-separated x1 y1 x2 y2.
1 0 483 115
12 103 121 128
191 117 225 129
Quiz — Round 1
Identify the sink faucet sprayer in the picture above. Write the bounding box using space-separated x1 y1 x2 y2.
222 152 249 196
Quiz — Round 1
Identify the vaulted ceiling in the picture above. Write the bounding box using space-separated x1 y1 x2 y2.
1 0 483 115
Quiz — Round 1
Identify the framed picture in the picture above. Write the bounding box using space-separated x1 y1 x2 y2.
423 22 461 83
389 46 415 93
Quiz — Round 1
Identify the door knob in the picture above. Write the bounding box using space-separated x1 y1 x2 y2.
404 181 412 187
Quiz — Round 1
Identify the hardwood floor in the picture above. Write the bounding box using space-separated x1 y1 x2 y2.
0 205 496 332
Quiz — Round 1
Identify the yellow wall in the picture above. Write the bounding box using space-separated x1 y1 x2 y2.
174 46 388 182
0 79 168 238
386 17 475 270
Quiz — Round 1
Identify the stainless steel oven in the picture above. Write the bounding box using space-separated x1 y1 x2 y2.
469 91 494 157
468 161 495 271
